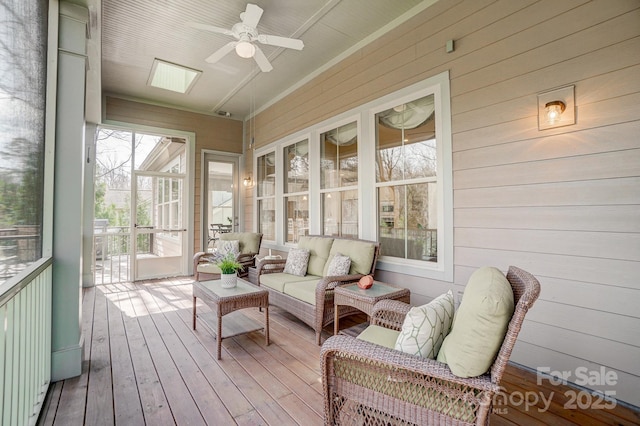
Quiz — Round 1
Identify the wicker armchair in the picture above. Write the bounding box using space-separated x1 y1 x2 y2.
321 266 541 426
194 232 262 280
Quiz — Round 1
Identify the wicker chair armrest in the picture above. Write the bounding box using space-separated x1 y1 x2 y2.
371 299 412 331
317 274 363 291
256 258 286 275
194 251 218 264
321 335 500 395
237 252 256 264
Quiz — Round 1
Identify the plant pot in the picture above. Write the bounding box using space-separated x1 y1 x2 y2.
220 272 237 289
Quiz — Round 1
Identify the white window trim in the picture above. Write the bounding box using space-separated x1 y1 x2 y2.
254 147 277 244
368 73 452 281
252 71 452 281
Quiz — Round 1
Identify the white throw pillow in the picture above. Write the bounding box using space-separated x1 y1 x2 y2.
394 290 455 359
283 248 310 277
217 240 239 258
325 253 351 276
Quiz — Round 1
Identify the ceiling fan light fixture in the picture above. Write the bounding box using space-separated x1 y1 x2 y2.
235 40 256 58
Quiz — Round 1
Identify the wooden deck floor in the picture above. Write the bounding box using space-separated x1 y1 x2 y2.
38 277 639 425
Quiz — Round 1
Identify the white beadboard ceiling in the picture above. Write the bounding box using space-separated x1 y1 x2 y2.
101 0 433 120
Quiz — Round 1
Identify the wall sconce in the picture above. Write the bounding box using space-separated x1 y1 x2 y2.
538 85 575 130
243 176 254 188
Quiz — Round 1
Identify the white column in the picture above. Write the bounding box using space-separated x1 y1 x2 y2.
51 2 88 381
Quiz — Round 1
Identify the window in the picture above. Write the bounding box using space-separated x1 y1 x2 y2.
376 94 438 262
251 71 452 280
0 0 48 285
283 140 309 243
321 122 358 238
256 151 276 241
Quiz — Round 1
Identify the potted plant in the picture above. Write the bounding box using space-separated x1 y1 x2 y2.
217 252 243 288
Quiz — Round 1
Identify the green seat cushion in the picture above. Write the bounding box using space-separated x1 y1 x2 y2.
260 272 319 293
220 232 262 254
329 239 376 275
394 290 455 359
283 279 320 306
298 236 334 276
357 325 400 349
437 267 514 377
197 263 222 275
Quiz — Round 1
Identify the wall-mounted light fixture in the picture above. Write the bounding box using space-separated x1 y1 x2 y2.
538 85 575 130
243 175 254 188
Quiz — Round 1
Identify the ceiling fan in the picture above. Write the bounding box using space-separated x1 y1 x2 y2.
188 3 304 72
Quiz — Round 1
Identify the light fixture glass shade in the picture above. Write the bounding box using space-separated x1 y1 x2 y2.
545 101 566 124
243 176 253 187
235 41 256 58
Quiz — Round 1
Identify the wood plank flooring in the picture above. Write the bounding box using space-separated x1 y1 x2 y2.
38 277 639 425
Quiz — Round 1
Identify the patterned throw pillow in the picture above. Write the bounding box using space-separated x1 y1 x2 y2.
326 253 351 276
394 290 455 359
283 248 310 277
218 240 240 258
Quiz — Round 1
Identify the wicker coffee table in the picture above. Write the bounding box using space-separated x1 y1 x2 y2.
334 281 410 336
193 277 269 360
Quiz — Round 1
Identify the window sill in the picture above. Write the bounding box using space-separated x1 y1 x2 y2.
376 256 452 282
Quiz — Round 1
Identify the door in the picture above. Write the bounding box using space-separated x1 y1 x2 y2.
202 153 240 252
93 128 190 283
133 135 188 280
133 172 187 279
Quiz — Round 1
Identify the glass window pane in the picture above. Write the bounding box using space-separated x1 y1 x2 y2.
163 178 170 202
375 94 435 182
284 140 309 193
171 179 179 201
285 195 309 244
341 190 359 237
156 178 163 203
257 152 275 197
378 183 437 262
321 122 358 189
135 134 185 172
171 201 179 229
322 190 358 238
258 198 275 241
378 185 404 257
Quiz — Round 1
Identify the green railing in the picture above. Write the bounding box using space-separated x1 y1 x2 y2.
0 257 52 425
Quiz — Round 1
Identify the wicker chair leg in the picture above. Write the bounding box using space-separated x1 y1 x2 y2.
316 330 322 346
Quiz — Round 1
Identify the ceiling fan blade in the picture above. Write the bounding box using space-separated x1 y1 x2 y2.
205 42 236 64
187 21 234 36
240 3 263 28
253 46 273 72
257 34 304 50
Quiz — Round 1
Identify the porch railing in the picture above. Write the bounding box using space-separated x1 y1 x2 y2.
92 226 154 284
0 257 52 425
0 227 41 284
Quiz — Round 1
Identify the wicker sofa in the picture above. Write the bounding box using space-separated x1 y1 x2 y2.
256 235 380 345
193 232 262 281
321 266 541 425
